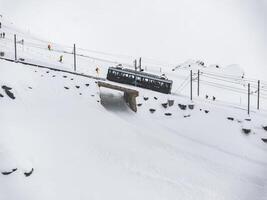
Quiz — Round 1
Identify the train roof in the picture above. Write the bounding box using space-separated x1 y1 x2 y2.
108 67 173 84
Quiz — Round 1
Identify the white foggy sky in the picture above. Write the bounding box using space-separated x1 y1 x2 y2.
0 0 266 79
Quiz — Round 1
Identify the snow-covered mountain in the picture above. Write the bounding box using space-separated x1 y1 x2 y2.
1 16 267 200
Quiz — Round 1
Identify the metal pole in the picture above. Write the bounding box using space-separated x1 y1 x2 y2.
134 59 137 86
248 83 250 115
14 34 17 61
257 80 260 110
73 44 76 72
139 57 142 70
197 70 200 96
190 70 193 101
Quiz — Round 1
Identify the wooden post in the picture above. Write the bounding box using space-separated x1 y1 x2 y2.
248 83 250 115
73 44 76 72
197 70 200 96
257 80 260 110
190 70 193 101
14 34 17 61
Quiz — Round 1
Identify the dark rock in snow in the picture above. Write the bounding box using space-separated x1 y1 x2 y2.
245 118 251 122
263 126 267 131
242 128 251 134
75 86 80 89
91 94 95 97
0 93 3 97
2 86 15 100
85 84 90 87
52 75 56 77
24 168 34 177
227 117 234 121
165 113 172 116
2 85 12 90
161 103 168 108
204 110 209 114
184 114 191 118
178 104 187 110
28 87 32 89
188 104 194 110
154 97 158 100
137 103 142 107
143 97 149 101
261 138 267 143
46 71 49 73
1 168 17 175
168 100 174 107
149 108 156 113
79 93 82 95
64 87 69 90
63 75 67 78
71 78 74 81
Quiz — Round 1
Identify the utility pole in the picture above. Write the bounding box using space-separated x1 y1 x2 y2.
14 34 17 61
257 80 260 110
139 57 142 71
190 70 193 101
248 83 250 115
197 70 200 96
134 59 137 86
73 44 76 72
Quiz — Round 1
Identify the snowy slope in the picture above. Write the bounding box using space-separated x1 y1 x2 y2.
1 17 267 200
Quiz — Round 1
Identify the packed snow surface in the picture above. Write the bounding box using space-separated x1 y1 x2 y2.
0 16 267 200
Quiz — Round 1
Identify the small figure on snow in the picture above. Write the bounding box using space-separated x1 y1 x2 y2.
59 55 63 63
95 67 100 76
48 44 51 51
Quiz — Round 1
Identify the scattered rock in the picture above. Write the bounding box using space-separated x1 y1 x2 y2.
2 85 15 99
161 103 168 108
79 93 82 95
85 84 90 87
143 97 149 101
75 86 80 89
165 113 172 116
46 71 49 73
2 85 12 90
63 75 67 78
204 110 209 114
52 75 56 77
149 108 156 113
71 78 74 81
34 70 37 73
97 100 100 103
261 138 267 143
188 104 194 110
263 126 267 131
91 94 95 97
168 100 174 107
0 93 3 98
242 128 251 134
64 87 69 90
24 168 34 177
227 117 234 121
28 87 32 89
237 120 242 123
245 118 251 121
154 97 158 100
184 114 191 118
212 96 216 101
137 103 142 107
1 168 17 175
178 104 187 110
199 109 202 111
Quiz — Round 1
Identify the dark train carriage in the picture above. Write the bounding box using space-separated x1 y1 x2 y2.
107 67 173 94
